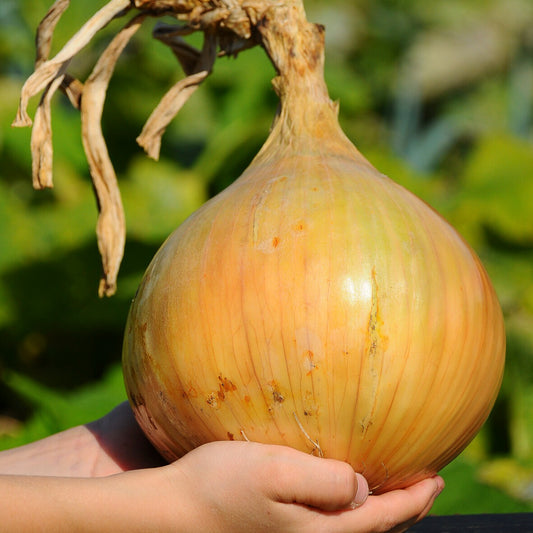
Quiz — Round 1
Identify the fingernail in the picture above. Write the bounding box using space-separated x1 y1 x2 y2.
434 476 445 497
350 473 369 508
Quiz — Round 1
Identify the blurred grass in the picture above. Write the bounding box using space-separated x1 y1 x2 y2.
1 0 532 515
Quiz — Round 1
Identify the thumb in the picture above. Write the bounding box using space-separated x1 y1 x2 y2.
266 448 369 511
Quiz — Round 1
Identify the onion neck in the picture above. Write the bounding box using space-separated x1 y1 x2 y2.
252 1 362 163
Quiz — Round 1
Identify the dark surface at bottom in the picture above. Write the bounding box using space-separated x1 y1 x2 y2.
409 513 533 532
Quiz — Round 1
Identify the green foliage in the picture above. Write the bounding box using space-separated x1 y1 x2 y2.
433 457 533 514
456 135 533 245
0 363 126 450
1 0 533 514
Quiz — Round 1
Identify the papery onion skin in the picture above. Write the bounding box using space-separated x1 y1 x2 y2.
123 123 505 492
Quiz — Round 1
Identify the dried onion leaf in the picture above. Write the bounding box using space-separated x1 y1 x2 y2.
12 0 131 128
35 0 84 110
14 0 265 295
81 14 147 297
137 32 217 160
29 71 84 189
35 0 71 67
60 76 85 110
152 23 199 72
28 0 71 189
31 73 66 189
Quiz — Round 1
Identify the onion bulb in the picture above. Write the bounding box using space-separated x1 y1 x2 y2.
122 2 505 493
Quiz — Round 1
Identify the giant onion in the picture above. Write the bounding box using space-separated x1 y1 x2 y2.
122 2 506 493
17 0 505 493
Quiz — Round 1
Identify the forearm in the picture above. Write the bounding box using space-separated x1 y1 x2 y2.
0 470 162 532
0 468 195 533
0 474 103 532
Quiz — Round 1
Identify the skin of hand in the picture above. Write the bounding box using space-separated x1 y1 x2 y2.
151 441 444 533
0 402 165 477
0 403 444 532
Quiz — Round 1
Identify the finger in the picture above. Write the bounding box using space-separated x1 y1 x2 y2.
361 476 444 532
414 476 445 521
343 476 445 533
380 476 446 533
281 475 444 533
263 447 369 511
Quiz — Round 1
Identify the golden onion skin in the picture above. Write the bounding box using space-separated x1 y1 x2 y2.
123 125 505 492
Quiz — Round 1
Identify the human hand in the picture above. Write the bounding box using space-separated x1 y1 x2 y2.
84 401 166 473
0 403 443 532
0 402 164 477
122 440 444 533
0 439 442 533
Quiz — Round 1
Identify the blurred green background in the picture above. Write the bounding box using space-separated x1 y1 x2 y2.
1 0 532 515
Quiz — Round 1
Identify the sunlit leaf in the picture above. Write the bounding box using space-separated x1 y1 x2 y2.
457 135 533 245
